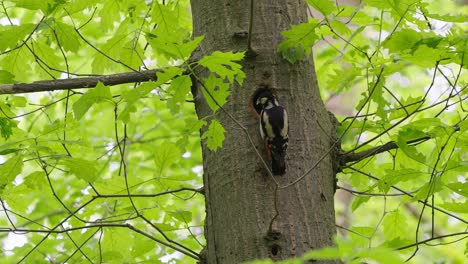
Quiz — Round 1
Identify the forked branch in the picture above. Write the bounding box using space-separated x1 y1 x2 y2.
341 121 462 165
342 136 430 164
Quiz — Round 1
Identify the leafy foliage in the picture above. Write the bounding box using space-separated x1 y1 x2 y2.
288 0 467 262
0 0 210 263
0 0 466 263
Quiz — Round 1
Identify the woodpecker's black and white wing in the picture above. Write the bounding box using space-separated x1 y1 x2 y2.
260 104 288 175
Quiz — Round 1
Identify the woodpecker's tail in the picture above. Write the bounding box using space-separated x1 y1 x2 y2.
271 152 286 175
269 137 287 175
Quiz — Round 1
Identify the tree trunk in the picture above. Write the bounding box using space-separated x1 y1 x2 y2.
190 0 338 263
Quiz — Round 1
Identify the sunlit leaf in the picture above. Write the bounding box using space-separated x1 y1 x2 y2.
446 181 468 197
414 177 443 200
303 247 341 260
166 75 191 113
0 70 15 84
306 0 335 16
23 171 47 190
61 157 99 182
154 67 184 87
0 155 23 186
202 74 230 112
378 168 425 193
168 210 192 223
330 20 351 36
278 19 321 63
351 196 370 212
440 201 468 213
383 210 408 240
54 22 80 53
154 141 181 175
0 24 35 52
198 51 245 83
202 119 225 151
383 29 422 53
0 117 15 140
73 82 112 120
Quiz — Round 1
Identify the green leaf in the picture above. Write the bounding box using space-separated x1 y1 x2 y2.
0 117 15 140
2 48 32 82
446 181 468 197
303 247 341 260
0 148 19 155
166 75 191 113
146 1 193 62
351 226 374 237
202 120 225 151
378 168 424 193
61 157 99 182
306 0 335 16
131 236 155 258
356 246 404 264
23 171 47 190
364 0 418 16
178 35 204 59
154 142 181 175
278 19 321 63
465 240 468 257
414 177 443 200
406 45 448 67
54 22 80 53
2 184 32 212
424 12 468 23
168 210 192 223
154 67 184 87
383 210 408 240
32 41 62 77
10 96 27 107
440 201 468 213
326 67 360 93
349 226 374 247
102 228 131 262
119 82 157 122
330 20 351 36
244 260 274 264
93 177 128 195
0 70 15 84
119 41 145 70
0 156 23 186
10 0 51 10
383 29 422 53
389 96 422 119
0 24 35 52
383 238 414 249
369 76 388 119
73 82 112 120
202 74 231 112
121 82 156 103
351 196 370 212
396 128 428 164
99 0 121 31
198 51 245 83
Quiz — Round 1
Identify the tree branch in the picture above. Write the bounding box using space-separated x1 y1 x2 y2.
341 119 464 165
340 115 468 166
396 231 468 251
0 69 161 94
342 136 431 164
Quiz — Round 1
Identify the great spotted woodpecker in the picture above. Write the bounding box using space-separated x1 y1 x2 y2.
253 89 288 175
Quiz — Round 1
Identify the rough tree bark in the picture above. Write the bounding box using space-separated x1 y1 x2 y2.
190 0 339 263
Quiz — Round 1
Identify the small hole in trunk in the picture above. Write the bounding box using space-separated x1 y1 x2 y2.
270 244 280 256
